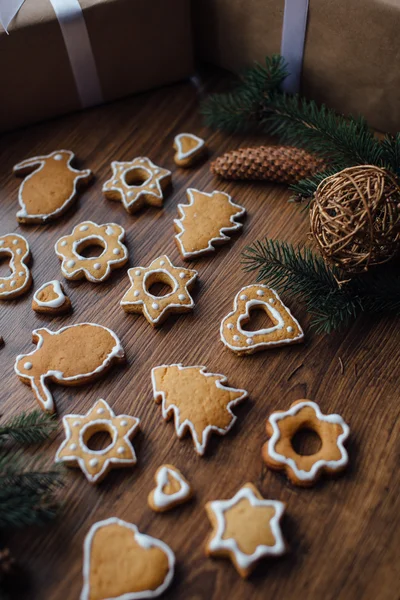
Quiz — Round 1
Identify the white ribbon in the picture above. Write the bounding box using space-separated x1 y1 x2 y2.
0 0 25 33
280 0 309 94
0 0 103 107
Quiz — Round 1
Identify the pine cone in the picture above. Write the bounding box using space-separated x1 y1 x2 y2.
210 146 326 184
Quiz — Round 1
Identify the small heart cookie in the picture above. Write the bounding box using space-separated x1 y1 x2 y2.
220 284 304 355
173 133 206 167
32 280 71 314
81 517 175 600
148 464 193 512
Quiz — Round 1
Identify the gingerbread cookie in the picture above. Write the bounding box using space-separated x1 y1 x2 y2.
56 399 140 484
13 150 92 224
173 133 206 167
0 234 32 299
81 517 175 600
148 465 193 512
174 188 245 259
262 400 350 487
55 221 128 282
120 255 198 326
205 483 286 578
151 364 248 455
103 157 171 214
32 280 71 315
15 323 125 413
220 285 304 355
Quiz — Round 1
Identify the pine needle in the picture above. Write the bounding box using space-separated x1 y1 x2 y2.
0 410 57 446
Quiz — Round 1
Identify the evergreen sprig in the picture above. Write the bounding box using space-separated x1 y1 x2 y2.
0 410 57 446
0 411 63 530
242 239 400 333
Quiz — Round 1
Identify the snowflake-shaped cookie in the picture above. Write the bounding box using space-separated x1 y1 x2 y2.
120 255 197 326
103 157 171 214
55 398 140 484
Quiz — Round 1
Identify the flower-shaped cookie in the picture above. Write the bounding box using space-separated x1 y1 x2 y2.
120 255 198 326
262 400 350 486
55 221 128 282
103 157 171 214
55 399 140 484
205 483 286 578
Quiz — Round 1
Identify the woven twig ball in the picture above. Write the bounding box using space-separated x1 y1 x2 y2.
310 166 400 273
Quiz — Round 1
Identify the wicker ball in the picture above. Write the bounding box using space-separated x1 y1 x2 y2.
310 165 400 273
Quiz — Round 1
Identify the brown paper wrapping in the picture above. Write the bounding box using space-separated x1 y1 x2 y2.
193 0 400 133
0 0 193 132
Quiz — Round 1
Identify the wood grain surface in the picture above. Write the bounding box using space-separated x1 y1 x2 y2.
0 69 399 600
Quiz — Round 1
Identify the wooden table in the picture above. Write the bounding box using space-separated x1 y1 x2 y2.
0 69 398 600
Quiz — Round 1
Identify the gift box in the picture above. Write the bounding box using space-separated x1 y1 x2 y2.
192 0 400 134
0 0 193 133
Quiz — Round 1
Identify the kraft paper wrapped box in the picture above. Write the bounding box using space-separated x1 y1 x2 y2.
192 0 400 134
0 0 193 133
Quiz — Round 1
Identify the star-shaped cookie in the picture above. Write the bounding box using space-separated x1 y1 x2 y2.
102 157 171 214
120 255 198 326
205 483 286 578
55 399 140 484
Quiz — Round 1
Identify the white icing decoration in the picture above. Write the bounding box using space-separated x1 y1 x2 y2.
117 446 125 455
160 260 165 265
152 302 159 310
269 298 275 304
134 290 140 297
14 323 125 413
287 326 293 332
178 294 186 301
19 271 24 276
151 364 248 455
179 272 186 279
227 323 234 330
14 150 91 222
113 248 120 255
80 518 175 600
267 401 350 481
33 280 67 309
240 295 248 300
13 240 18 245
105 226 114 235
97 408 105 414
257 290 265 296
89 458 98 467
149 183 156 189
0 284 4 289
66 260 75 267
73 421 81 427
174 188 246 258
80 225 89 231
70 443 77 451
246 338 252 345
152 466 191 509
93 263 101 270
233 335 240 341
135 270 141 276
61 240 67 247
207 486 285 570
16 249 22 255
120 420 128 427
174 133 205 160
24 362 32 370
10 281 16 287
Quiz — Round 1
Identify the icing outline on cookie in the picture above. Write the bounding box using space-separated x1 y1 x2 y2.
81 517 175 600
266 400 350 482
120 255 198 326
0 233 31 299
149 465 192 511
174 188 246 259
55 221 128 282
103 157 171 214
151 364 248 455
220 285 304 354
14 149 92 223
206 484 285 574
173 133 205 166
56 399 140 484
33 280 68 309
14 323 125 413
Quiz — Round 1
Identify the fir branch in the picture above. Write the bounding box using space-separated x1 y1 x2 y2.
0 453 63 529
201 55 287 132
289 167 339 204
0 411 57 446
380 134 400 177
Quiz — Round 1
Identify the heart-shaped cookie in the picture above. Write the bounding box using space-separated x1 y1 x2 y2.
148 464 193 512
220 284 304 355
32 280 72 314
173 133 206 167
81 517 175 600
